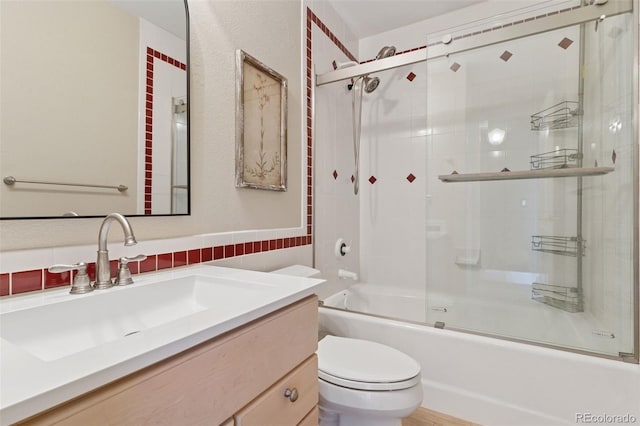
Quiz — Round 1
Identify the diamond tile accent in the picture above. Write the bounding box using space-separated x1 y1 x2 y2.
450 62 461 72
500 50 513 61
351 175 355 183
332 170 338 180
612 149 617 164
332 60 337 70
368 176 377 184
406 173 416 183
558 37 573 49
406 72 416 81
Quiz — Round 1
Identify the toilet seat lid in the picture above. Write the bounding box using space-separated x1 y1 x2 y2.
317 336 421 391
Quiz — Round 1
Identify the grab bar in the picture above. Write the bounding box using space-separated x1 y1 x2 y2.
3 176 128 192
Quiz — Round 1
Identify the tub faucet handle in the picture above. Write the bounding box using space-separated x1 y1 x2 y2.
49 262 93 294
114 254 146 286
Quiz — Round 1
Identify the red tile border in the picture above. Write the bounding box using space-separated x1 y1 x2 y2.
12 270 42 294
139 255 157 273
174 251 187 267
214 246 224 260
144 47 187 215
188 249 201 265
202 247 213 262
158 253 173 270
45 270 71 289
0 274 9 296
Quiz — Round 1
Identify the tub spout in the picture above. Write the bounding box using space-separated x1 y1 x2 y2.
338 269 358 280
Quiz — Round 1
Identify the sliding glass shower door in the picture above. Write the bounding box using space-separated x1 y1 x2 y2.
424 10 636 359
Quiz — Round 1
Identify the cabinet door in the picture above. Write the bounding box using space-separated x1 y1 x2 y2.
235 355 318 426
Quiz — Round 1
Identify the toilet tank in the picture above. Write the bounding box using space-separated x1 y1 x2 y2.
271 265 321 278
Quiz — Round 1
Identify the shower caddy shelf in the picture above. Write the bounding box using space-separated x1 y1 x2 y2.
530 100 580 131
531 235 585 257
531 282 581 313
530 149 582 170
437 166 613 183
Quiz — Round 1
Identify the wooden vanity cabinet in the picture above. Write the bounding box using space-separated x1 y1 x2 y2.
19 296 319 426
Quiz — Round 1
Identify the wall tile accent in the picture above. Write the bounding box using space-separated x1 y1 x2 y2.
407 72 417 82
12 270 42 295
174 251 187 266
407 173 416 183
369 176 377 184
145 47 187 215
45 270 70 290
450 62 461 72
307 9 358 63
500 50 513 61
0 274 9 296
558 37 574 49
2 235 312 297
158 253 173 270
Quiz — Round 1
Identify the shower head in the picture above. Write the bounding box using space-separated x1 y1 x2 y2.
375 45 397 60
363 76 380 93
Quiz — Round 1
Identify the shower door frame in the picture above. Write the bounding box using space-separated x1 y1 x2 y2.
315 0 640 363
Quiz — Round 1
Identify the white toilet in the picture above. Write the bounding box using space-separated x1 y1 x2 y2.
317 335 423 426
272 265 423 426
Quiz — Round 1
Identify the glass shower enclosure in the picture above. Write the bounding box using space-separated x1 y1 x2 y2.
424 4 636 359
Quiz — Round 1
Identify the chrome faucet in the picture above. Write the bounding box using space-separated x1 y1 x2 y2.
94 213 137 289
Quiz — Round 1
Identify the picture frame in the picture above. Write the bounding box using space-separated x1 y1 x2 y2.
235 49 287 191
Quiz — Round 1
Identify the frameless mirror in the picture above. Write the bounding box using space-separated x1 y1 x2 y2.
0 0 189 219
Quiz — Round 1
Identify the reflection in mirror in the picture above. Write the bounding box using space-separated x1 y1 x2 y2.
0 0 189 218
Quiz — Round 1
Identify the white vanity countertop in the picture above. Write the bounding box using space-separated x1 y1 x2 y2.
0 265 324 425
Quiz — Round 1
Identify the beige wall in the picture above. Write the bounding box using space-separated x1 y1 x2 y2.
0 1 139 217
0 0 304 250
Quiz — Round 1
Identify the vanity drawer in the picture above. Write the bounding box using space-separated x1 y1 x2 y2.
234 355 318 426
19 296 318 426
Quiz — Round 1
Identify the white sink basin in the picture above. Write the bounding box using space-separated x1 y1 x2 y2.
1 274 275 361
0 265 324 426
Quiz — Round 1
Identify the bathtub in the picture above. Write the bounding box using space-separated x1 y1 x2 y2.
320 284 640 425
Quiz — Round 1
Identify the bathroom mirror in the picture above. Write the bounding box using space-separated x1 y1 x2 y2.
0 0 189 219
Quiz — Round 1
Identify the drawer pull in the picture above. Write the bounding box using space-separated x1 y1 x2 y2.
284 388 299 402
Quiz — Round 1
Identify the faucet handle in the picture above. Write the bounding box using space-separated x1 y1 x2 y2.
49 262 93 294
114 255 147 286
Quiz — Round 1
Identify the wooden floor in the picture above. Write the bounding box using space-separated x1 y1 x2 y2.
403 407 481 426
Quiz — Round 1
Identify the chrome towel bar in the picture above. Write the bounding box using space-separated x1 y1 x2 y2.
3 176 128 192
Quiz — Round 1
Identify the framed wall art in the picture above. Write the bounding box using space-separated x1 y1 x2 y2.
235 49 287 191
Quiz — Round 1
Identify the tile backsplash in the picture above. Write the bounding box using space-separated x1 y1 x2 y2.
0 228 311 297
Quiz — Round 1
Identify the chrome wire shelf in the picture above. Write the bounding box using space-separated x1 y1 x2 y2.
531 236 585 257
531 282 582 313
530 101 580 131
530 149 583 170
